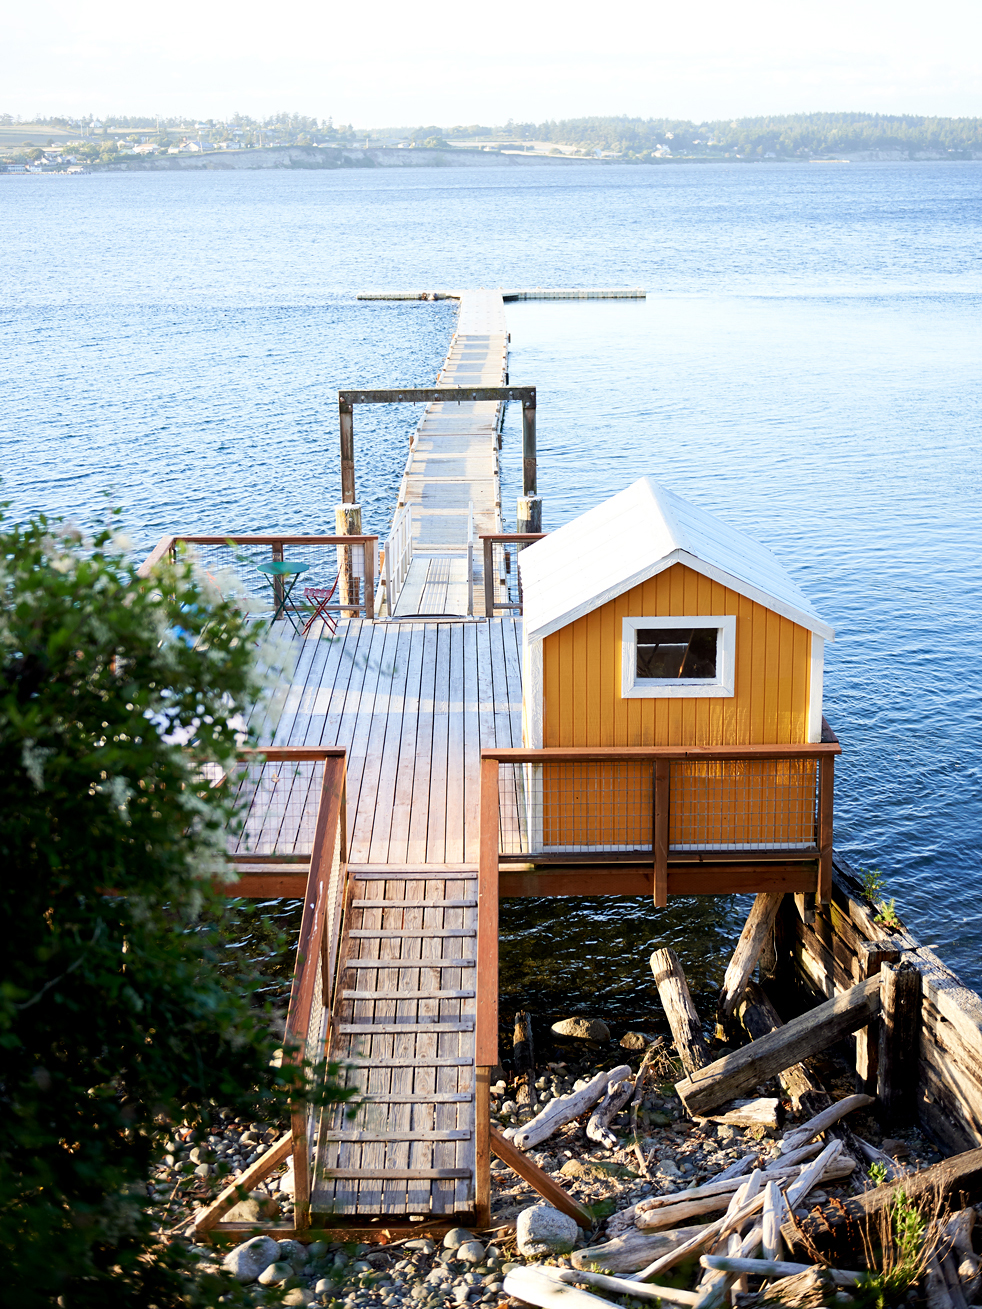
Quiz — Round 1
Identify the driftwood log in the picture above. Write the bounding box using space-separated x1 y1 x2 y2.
760 1178 785 1261
701 1255 860 1283
737 981 828 1114
502 1267 611 1309
779 1093 875 1154
586 1076 634 1149
509 1063 632 1151
650 947 711 1076
694 1096 780 1130
852 1133 909 1182
733 1267 845 1308
784 1145 982 1260
552 1266 700 1305
514 1010 537 1111
571 1225 711 1274
634 1154 856 1231
717 893 784 1026
676 976 883 1116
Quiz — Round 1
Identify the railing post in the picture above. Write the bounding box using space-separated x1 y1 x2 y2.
339 398 355 503
363 536 375 620
271 539 285 614
522 399 536 496
653 759 669 908
335 504 361 618
290 1105 311 1230
817 754 834 904
476 756 499 1067
483 537 495 617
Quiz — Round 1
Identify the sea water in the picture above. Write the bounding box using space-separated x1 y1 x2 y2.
2 161 980 1022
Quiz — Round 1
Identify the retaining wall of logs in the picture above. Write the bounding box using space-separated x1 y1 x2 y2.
777 855 982 1155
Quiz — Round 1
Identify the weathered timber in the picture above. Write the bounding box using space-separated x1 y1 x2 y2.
632 1189 768 1282
193 1132 296 1236
718 893 784 1027
554 1267 699 1305
761 1179 785 1261
878 960 923 1125
694 1097 780 1130
503 1267 609 1309
733 1268 848 1308
517 495 542 535
779 1093 875 1154
488 1127 591 1226
586 1076 634 1149
855 940 901 1094
510 1064 632 1151
737 981 827 1114
701 1255 860 1283
784 1145 982 1260
943 1209 981 1301
629 1042 661 1178
675 975 882 1116
650 947 711 1076
571 1226 711 1274
336 503 363 612
513 1010 537 1111
852 1134 908 1182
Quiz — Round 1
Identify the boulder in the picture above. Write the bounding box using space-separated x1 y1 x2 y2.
277 1239 309 1268
223 1190 280 1223
516 1202 580 1257
551 1017 610 1043
282 1290 315 1306
619 1031 659 1050
222 1234 281 1282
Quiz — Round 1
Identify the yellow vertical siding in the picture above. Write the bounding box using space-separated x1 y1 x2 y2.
541 561 812 747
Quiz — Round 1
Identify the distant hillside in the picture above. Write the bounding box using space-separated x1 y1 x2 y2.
519 113 982 158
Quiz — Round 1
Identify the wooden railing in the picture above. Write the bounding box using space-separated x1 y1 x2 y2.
480 533 545 616
138 534 379 621
481 740 840 910
195 748 348 1239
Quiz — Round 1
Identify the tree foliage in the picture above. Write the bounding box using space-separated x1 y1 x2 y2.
0 514 341 1307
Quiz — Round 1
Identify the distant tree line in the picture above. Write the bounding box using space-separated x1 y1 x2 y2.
12 109 982 157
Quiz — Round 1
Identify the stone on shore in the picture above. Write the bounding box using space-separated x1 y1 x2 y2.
516 1202 580 1256
223 1190 280 1223
619 1030 659 1050
222 1234 281 1282
551 1017 610 1043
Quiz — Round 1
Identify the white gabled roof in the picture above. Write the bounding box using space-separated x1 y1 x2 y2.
519 477 835 642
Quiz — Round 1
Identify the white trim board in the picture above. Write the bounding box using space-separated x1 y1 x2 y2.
524 547 835 644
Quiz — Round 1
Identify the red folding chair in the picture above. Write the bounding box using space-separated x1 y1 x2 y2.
301 577 340 636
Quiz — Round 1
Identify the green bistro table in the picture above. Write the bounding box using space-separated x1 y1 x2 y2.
256 560 310 635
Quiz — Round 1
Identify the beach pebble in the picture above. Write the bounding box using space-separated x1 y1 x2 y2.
278 1239 309 1267
456 1241 486 1264
443 1227 475 1250
222 1234 281 1282
516 1202 579 1256
224 1190 280 1222
258 1260 294 1285
282 1289 315 1306
551 1017 610 1043
619 1031 659 1050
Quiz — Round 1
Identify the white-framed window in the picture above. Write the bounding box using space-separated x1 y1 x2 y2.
621 615 736 699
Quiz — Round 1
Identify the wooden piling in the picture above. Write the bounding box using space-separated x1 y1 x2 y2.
650 947 711 1076
339 400 355 503
855 940 901 1096
516 495 542 535
717 892 784 1027
522 399 536 496
513 1010 537 1111
878 960 922 1125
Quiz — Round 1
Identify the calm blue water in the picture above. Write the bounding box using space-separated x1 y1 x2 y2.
2 162 980 1010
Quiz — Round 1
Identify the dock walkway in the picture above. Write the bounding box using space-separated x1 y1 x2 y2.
388 292 507 617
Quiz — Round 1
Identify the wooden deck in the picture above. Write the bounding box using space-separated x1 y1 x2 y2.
259 617 523 865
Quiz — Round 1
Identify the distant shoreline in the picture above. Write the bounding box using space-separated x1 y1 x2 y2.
16 143 979 175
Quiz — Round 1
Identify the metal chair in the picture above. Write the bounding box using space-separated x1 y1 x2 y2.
301 578 340 636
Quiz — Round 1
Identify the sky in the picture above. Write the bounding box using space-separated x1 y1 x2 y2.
9 0 982 126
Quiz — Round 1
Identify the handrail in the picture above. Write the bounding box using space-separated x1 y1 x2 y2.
479 532 546 616
482 743 842 761
195 747 348 1238
137 533 379 621
381 504 413 618
482 736 839 909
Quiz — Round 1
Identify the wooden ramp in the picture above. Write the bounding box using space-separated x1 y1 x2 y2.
312 865 480 1217
391 292 507 616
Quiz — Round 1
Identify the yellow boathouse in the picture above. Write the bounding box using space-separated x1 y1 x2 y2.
480 478 840 906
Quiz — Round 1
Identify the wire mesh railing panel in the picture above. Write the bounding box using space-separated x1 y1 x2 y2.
228 756 325 857
497 760 654 855
669 758 819 851
176 540 367 621
488 540 526 613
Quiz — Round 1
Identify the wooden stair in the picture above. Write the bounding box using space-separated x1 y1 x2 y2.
311 866 479 1217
